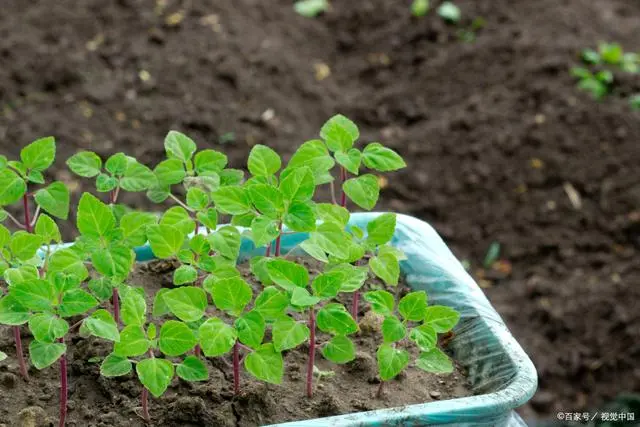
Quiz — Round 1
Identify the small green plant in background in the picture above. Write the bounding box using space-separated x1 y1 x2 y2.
294 0 329 18
411 0 430 17
437 1 461 23
0 115 462 425
571 42 639 108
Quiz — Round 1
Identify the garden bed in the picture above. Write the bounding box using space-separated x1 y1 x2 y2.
0 259 471 426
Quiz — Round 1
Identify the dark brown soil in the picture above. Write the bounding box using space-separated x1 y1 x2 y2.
0 259 471 426
1 0 640 422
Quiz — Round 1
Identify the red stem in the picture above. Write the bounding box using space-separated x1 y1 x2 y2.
13 326 28 380
23 194 32 233
376 381 384 398
112 287 120 325
265 242 272 257
141 387 150 423
306 307 316 398
274 223 283 257
233 341 240 395
194 344 201 357
58 337 68 427
340 167 347 207
351 290 360 322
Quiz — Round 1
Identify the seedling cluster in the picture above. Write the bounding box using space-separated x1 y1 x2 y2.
0 115 460 425
571 42 640 109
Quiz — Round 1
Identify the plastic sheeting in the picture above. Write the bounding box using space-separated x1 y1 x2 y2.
132 212 537 426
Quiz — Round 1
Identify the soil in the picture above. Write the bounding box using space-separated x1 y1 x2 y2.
0 259 471 426
0 0 640 422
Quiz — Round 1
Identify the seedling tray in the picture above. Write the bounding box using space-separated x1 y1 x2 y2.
132 213 537 427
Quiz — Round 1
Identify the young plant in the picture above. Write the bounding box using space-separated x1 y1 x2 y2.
411 0 429 17
294 0 329 18
363 288 461 397
100 286 208 423
437 2 461 24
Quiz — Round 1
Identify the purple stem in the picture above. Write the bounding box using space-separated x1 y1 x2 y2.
265 242 272 257
233 341 240 395
351 290 360 322
274 222 283 257
376 381 384 398
340 167 347 207
141 387 150 423
306 307 316 398
112 287 120 325
13 326 28 380
58 338 68 427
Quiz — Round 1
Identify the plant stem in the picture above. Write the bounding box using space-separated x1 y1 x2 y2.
141 387 150 423
306 306 316 398
23 194 32 233
265 242 272 257
274 222 283 257
58 337 68 427
13 326 28 380
194 344 201 357
112 287 120 325
233 341 240 395
340 167 347 207
351 290 360 322
376 381 384 398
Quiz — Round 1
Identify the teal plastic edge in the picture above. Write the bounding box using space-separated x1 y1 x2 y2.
127 212 537 426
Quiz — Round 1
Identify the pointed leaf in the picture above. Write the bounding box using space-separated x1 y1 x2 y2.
248 145 281 176
147 224 185 258
416 348 454 373
21 136 55 171
317 303 358 335
321 335 355 364
272 317 310 351
159 320 197 356
67 151 102 177
199 317 237 357
84 309 120 342
177 356 209 381
244 343 283 384
34 181 70 220
163 287 207 322
320 114 359 152
136 358 174 398
377 343 409 381
114 325 150 357
101 354 132 377
343 174 379 210
29 341 65 369
423 306 460 333
165 131 197 162
362 143 406 172
235 311 265 349
77 192 116 237
398 291 428 321
0 169 26 206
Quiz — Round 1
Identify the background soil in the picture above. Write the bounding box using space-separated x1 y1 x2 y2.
0 0 639 423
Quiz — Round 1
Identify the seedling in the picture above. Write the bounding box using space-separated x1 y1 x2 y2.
294 0 329 18
437 2 461 24
411 0 430 17
630 94 640 111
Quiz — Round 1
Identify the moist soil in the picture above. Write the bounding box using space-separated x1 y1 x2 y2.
0 259 471 426
1 0 640 421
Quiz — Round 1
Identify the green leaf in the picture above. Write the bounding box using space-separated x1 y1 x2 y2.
172 265 196 286
382 316 406 343
104 153 128 176
343 174 379 210
294 0 329 17
10 231 43 261
279 167 315 203
48 249 89 282
235 311 265 349
4 265 38 287
196 208 218 230
147 224 185 259
398 291 428 321
163 287 207 322
311 271 343 298
195 149 227 174
362 143 406 172
121 161 155 192
284 202 316 232
34 181 70 220
152 289 171 318
329 264 367 292
199 317 237 357
244 343 283 384
369 253 399 286
159 320 197 356
212 186 251 215
251 216 279 247
154 159 186 186
411 0 429 17
27 169 44 184
377 343 409 381
176 356 209 381
363 290 395 316
219 168 245 186
416 348 453 374
248 145 281 177
29 341 66 369
67 151 102 177
100 354 132 377
165 131 197 162
84 309 120 342
366 213 396 246
88 277 113 302
35 214 61 243
0 295 30 325
248 185 284 219
185 188 208 211
317 303 358 335
114 325 150 357
409 324 437 351
28 313 69 343
136 358 174 398
211 277 253 316
0 169 26 206
320 114 359 152
92 245 135 280
59 289 99 317
21 136 55 172
272 317 310 351
287 140 335 185
423 306 460 332
266 259 309 291
335 149 362 175
120 289 147 326
0 351 6 362
254 287 288 321
208 225 241 260
96 173 118 192
77 192 116 237
321 335 355 364
0 224 10 247
160 206 195 236
11 279 55 311
290 287 321 307
312 222 351 259
437 1 461 22
120 211 157 247
315 203 350 227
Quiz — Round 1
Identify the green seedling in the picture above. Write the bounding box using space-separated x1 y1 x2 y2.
438 2 461 24
411 0 429 17
363 289 460 397
570 67 613 100
630 94 640 111
294 0 329 18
